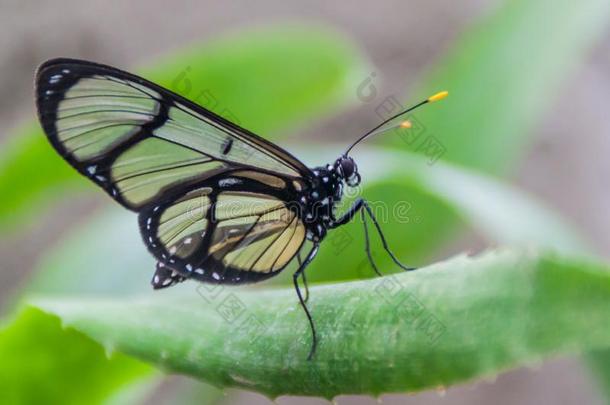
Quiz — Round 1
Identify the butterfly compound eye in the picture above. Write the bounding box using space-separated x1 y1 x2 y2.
339 157 355 178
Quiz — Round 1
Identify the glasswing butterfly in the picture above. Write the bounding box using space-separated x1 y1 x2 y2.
35 58 447 359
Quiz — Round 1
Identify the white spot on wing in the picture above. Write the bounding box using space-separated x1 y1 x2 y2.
87 165 97 175
186 264 193 272
219 178 242 187
212 272 220 280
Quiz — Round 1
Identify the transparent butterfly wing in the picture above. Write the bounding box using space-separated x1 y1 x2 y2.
36 58 311 210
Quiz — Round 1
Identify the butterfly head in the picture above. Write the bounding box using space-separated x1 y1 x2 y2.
335 155 361 187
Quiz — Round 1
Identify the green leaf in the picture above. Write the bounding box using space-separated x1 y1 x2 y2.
31 250 610 399
395 0 610 173
0 25 367 231
0 307 152 405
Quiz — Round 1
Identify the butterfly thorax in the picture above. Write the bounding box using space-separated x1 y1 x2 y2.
298 154 361 242
297 163 344 242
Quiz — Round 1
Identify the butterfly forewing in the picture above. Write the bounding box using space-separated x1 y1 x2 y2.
36 58 311 211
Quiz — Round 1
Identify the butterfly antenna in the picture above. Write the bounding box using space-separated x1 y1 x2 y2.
344 91 448 156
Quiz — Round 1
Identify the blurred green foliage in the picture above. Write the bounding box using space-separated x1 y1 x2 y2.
403 0 610 174
0 307 152 404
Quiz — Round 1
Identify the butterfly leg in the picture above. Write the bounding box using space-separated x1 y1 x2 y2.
332 198 415 274
360 208 383 276
151 261 187 289
361 200 416 272
293 244 319 360
331 198 381 275
296 253 310 303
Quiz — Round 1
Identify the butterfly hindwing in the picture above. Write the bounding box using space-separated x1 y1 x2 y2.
140 170 308 284
35 58 311 211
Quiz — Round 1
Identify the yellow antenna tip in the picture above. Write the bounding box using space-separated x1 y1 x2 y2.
428 91 449 103
399 120 412 129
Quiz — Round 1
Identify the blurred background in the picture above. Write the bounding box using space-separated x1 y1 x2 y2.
1 0 609 404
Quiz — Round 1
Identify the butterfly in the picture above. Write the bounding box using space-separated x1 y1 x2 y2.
35 58 447 359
